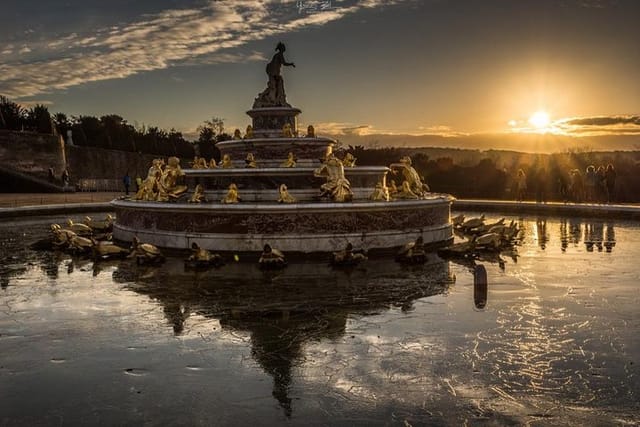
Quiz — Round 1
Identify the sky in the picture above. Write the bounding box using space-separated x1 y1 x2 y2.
1 0 639 151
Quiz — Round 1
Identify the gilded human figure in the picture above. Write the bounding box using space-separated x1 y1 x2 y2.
254 42 295 108
281 152 296 168
282 123 293 137
245 153 257 168
314 152 353 202
188 184 207 203
221 154 233 168
277 184 296 203
306 125 315 138
389 156 429 197
221 183 240 204
369 181 390 201
157 156 187 201
245 125 254 139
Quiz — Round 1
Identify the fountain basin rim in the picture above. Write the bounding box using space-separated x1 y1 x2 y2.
216 136 336 146
182 165 389 176
111 196 453 214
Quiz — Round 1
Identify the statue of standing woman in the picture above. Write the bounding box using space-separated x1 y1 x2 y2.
254 42 296 108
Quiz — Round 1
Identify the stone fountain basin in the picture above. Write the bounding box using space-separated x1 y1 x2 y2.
111 196 453 253
184 166 389 192
215 137 336 167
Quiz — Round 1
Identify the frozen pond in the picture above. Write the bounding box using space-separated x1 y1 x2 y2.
0 214 638 425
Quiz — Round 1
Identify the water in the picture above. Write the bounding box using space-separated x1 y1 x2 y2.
0 214 638 426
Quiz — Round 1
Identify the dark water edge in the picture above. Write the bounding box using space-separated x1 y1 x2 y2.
0 214 638 426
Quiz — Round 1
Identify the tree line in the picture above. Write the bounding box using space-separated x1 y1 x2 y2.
347 145 640 202
0 95 230 159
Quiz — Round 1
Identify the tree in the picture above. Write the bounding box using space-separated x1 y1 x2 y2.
53 112 71 137
0 96 24 131
24 104 53 134
196 116 225 160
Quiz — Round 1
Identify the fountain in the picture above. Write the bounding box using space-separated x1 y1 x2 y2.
111 44 453 253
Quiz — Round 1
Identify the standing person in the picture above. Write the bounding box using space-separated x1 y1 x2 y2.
61 169 69 187
515 169 527 202
605 164 616 203
596 166 607 203
570 169 584 203
123 172 131 195
585 165 596 202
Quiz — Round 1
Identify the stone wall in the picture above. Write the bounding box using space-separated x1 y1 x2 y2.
0 130 66 181
0 130 192 190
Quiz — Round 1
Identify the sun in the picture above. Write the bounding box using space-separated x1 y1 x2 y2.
528 111 550 129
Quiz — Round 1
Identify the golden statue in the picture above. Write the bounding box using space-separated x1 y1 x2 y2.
282 123 293 137
208 158 218 168
245 152 257 168
280 152 296 168
135 159 164 201
245 125 254 139
135 169 161 201
258 243 287 270
190 156 201 168
129 236 164 265
394 180 420 200
50 223 77 248
388 179 398 196
221 154 233 168
186 242 224 268
396 236 427 264
277 184 296 203
389 156 428 197
369 182 389 201
197 157 208 169
84 214 113 233
331 242 367 267
306 124 315 138
342 152 356 167
188 184 207 203
222 183 240 204
313 152 353 202
157 156 188 201
233 128 242 139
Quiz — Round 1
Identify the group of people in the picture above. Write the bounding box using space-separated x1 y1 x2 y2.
515 164 617 204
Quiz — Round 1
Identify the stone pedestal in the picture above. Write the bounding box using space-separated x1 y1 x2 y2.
247 107 302 138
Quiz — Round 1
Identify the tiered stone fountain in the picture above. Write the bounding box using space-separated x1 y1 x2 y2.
111 44 453 253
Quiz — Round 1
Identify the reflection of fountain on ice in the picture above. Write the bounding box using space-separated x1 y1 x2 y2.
112 256 453 417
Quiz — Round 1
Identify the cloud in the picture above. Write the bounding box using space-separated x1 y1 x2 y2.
0 0 401 99
554 115 640 136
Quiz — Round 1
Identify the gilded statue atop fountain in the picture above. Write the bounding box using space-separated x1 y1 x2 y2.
245 125 254 139
134 157 187 202
245 153 257 168
369 181 390 201
253 42 295 108
314 152 353 202
394 180 420 200
280 152 296 168
221 183 240 204
342 152 356 167
157 156 188 201
389 156 429 198
306 125 315 138
233 129 242 140
277 184 296 203
191 156 208 169
282 123 293 137
221 154 233 168
209 158 218 168
188 184 207 203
